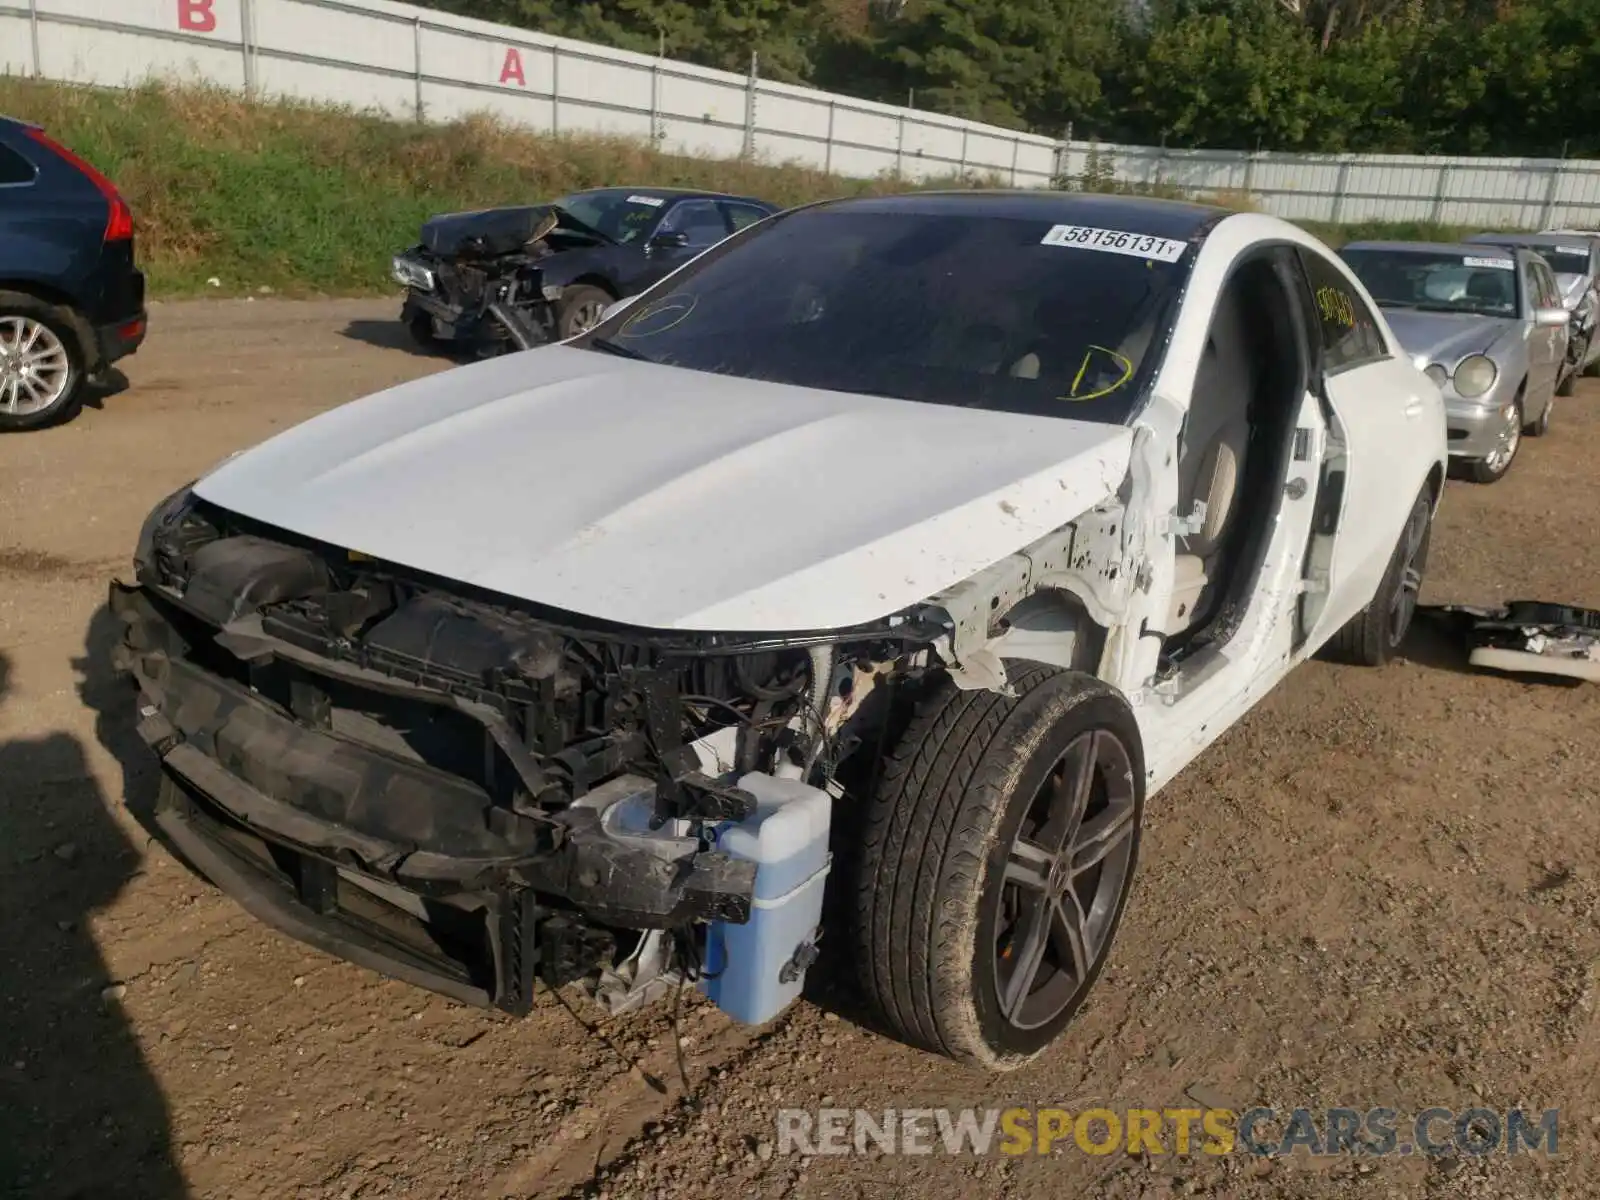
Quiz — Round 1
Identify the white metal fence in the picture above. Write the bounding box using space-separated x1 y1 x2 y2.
0 0 1065 184
1062 141 1600 229
4 0 1600 228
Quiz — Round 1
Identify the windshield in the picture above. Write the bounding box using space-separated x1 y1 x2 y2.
577 207 1193 424
1539 247 1591 276
1341 249 1521 319
553 189 669 244
1480 241 1589 277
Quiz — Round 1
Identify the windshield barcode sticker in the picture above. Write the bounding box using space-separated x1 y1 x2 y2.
1558 245 1587 255
1041 225 1188 262
626 194 665 207
1463 256 1515 270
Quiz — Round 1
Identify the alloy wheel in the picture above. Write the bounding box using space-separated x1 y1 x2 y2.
995 729 1138 1032
0 316 71 417
1388 500 1430 645
1482 403 1521 475
566 299 608 336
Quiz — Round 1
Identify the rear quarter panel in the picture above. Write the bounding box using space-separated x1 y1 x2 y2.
0 129 110 310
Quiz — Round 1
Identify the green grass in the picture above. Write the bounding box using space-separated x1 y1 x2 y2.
1300 219 1480 249
0 77 1498 296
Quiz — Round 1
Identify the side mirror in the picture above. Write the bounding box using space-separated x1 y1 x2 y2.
1534 306 1571 328
650 231 691 251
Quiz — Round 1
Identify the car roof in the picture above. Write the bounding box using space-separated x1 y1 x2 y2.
801 189 1232 241
572 185 774 207
1465 231 1592 249
1342 240 1533 258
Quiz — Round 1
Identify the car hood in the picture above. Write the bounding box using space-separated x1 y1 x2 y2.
418 204 610 259
1380 309 1517 364
193 347 1134 633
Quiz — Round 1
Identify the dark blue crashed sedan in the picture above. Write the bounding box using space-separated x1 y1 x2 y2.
392 186 781 357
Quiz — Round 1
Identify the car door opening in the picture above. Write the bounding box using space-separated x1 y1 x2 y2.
1162 254 1309 662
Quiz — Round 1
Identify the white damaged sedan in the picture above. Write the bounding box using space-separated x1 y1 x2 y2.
113 192 1447 1070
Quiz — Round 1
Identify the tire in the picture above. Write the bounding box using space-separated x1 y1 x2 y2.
1524 394 1551 437
1556 364 1577 398
1463 393 1522 484
0 291 87 432
1322 486 1433 667
555 284 614 340
854 665 1145 1070
405 310 447 353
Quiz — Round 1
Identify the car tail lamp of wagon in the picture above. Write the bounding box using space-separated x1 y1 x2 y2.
24 127 135 243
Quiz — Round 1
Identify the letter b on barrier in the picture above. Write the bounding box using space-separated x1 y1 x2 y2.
178 0 218 33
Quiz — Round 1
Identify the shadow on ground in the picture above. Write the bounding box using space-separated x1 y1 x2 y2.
80 366 132 414
340 317 462 361
0 646 189 1198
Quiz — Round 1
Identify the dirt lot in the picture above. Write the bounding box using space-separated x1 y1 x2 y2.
2 298 1598 1200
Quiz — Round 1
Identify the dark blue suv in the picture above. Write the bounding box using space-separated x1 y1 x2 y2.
0 116 147 430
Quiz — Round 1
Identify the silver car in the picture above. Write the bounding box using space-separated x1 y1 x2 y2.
1340 241 1569 484
1471 231 1600 375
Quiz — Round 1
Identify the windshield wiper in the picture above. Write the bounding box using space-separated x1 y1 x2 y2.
586 336 649 361
1409 303 1501 316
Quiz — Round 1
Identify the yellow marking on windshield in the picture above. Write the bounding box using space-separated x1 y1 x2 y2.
620 293 698 337
1070 353 1091 396
1315 286 1357 330
1062 345 1134 402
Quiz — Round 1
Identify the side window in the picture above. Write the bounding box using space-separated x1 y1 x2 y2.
657 199 732 249
1525 259 1552 309
723 202 771 232
1536 261 1560 309
0 144 36 186
1297 250 1389 373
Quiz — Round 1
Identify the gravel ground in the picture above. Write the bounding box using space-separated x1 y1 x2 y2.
2 298 1598 1200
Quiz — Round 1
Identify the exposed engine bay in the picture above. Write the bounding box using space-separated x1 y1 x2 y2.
394 204 613 354
113 489 995 1022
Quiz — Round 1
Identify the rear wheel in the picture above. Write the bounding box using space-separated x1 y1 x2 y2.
1323 486 1432 667
854 666 1144 1070
1556 364 1577 397
0 292 85 432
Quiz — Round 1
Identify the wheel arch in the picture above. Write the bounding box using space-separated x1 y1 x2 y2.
0 283 96 369
1425 460 1445 512
0 277 81 311
991 588 1107 676
565 274 619 299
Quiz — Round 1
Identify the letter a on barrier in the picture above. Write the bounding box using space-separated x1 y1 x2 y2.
500 48 526 87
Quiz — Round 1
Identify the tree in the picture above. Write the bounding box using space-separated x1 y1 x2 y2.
415 0 1600 158
873 0 1126 130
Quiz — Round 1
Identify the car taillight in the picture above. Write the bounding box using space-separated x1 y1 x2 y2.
23 126 134 243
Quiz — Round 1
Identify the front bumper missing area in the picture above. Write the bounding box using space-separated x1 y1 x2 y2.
109 580 756 1013
1421 601 1600 682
